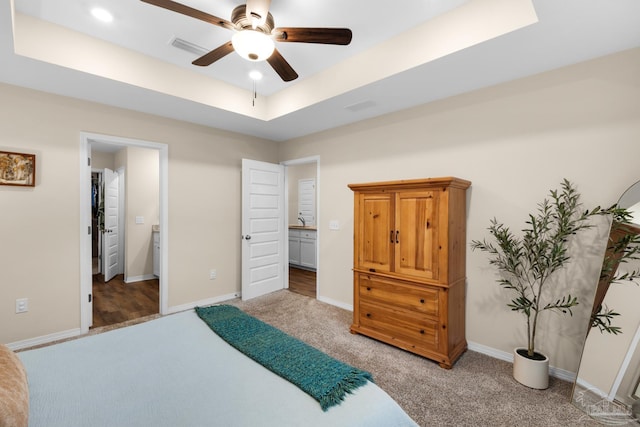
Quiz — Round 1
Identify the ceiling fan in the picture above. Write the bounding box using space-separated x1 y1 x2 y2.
141 0 353 82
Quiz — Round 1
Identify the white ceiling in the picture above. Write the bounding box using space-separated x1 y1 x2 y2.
13 0 470 96
2 0 640 141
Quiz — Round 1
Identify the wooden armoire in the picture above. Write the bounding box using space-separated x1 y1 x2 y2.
348 177 471 368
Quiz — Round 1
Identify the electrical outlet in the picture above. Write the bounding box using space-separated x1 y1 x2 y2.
16 298 28 313
329 220 340 230
209 269 217 280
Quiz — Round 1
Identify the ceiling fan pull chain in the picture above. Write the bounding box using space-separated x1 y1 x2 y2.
252 80 257 107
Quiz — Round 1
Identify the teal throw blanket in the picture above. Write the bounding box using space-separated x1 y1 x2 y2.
195 305 373 411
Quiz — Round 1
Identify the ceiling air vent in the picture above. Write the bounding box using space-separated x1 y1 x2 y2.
344 100 376 112
169 37 208 56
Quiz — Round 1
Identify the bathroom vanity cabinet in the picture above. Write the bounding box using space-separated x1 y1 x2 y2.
289 228 316 270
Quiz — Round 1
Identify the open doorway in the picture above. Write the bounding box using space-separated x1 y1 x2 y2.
89 143 159 328
284 157 319 298
80 133 168 334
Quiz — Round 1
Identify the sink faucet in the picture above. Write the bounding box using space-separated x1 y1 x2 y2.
298 214 306 227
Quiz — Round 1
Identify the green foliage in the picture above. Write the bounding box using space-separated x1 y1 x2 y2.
590 207 640 334
471 179 603 358
591 305 622 335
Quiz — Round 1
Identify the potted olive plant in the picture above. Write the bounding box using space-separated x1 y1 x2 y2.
471 179 604 389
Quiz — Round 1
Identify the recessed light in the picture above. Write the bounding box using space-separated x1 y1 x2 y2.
91 7 113 23
249 70 263 81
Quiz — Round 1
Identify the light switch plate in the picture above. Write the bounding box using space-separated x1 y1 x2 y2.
135 216 144 224
329 220 340 230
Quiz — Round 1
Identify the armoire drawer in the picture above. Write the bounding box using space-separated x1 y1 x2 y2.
358 274 440 318
359 300 440 349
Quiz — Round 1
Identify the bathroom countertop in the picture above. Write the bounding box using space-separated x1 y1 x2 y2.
289 225 317 231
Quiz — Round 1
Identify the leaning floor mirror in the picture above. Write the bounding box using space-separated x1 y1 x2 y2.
572 180 640 424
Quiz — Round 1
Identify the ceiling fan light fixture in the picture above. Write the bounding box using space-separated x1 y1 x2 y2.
232 30 274 62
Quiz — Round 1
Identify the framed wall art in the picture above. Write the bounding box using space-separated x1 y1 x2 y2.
0 151 36 187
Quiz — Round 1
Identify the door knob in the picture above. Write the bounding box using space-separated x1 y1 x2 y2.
244 235 252 240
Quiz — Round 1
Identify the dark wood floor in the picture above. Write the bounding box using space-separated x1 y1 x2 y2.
288 266 316 298
92 274 159 328
91 268 313 329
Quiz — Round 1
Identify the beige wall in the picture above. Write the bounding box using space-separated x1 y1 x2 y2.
91 150 114 170
0 83 277 344
278 47 640 373
123 146 159 281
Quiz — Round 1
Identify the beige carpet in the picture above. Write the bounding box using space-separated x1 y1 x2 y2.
228 290 601 427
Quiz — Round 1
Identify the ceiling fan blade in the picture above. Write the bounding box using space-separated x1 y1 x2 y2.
245 0 271 27
273 27 352 45
192 41 234 66
141 0 235 31
267 49 298 82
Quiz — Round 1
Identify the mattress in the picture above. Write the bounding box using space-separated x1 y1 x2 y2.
18 310 418 427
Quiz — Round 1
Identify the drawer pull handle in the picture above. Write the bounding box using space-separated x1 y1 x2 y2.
366 313 371 318
366 287 371 291
420 330 425 334
390 230 394 243
420 299 425 304
396 230 399 243
369 268 376 273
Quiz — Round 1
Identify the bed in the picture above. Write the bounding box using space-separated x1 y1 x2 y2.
3 307 418 427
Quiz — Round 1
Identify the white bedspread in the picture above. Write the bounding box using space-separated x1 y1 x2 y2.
18 310 418 427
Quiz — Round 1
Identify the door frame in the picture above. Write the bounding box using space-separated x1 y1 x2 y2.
79 132 169 333
282 155 320 297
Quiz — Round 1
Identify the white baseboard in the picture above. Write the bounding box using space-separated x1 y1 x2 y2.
467 341 513 362
467 340 576 382
317 295 353 311
166 292 240 315
9 293 240 351
550 365 577 382
124 274 156 283
8 328 83 351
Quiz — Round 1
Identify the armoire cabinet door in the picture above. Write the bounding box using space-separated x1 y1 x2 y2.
394 190 440 280
356 192 394 273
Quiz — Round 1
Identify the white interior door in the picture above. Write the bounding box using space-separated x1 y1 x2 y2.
102 168 120 283
241 159 285 300
298 178 316 226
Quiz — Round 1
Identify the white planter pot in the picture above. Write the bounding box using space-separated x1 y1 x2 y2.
513 347 549 389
